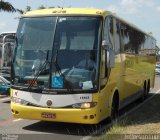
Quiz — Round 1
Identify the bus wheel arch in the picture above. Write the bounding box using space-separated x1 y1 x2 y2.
110 90 119 120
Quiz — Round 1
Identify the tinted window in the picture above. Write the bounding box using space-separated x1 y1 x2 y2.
114 20 121 54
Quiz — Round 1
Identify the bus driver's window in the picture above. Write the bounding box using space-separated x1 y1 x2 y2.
101 16 114 86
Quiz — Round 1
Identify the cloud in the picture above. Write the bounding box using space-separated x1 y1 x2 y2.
138 0 155 7
119 0 156 15
120 0 140 14
105 0 157 17
0 22 7 30
106 5 119 14
156 6 160 12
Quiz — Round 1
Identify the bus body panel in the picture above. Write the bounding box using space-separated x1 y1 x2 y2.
11 89 101 124
11 89 93 108
11 103 100 124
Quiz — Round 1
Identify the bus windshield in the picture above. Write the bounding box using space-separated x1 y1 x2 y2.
13 16 102 92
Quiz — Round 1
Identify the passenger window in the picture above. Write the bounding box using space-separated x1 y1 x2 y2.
104 17 114 49
121 24 131 54
102 16 114 78
115 20 120 54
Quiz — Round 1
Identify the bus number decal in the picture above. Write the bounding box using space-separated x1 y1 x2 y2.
80 96 90 100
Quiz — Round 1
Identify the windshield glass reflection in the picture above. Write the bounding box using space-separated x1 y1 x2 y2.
13 16 102 91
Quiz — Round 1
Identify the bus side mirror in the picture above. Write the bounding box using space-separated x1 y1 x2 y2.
102 40 115 68
102 40 111 51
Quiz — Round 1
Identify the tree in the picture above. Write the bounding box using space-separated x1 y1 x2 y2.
25 6 31 12
48 6 55 9
0 0 16 12
16 9 24 14
38 5 46 10
16 6 31 15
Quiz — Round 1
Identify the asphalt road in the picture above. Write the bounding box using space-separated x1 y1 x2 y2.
0 75 160 140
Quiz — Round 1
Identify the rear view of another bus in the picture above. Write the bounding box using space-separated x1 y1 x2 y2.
0 31 15 80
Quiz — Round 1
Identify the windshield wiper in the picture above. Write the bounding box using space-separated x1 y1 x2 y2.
27 51 49 91
53 50 73 93
54 50 64 79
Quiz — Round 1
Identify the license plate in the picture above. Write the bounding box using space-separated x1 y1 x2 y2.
41 112 56 119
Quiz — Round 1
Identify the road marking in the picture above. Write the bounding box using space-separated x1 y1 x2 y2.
0 118 23 126
81 88 160 140
0 97 10 102
12 119 22 122
0 118 16 126
0 96 22 126
156 89 160 93
0 95 7 98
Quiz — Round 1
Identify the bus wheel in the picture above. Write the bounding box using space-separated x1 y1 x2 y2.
110 93 119 121
147 80 150 94
141 82 147 101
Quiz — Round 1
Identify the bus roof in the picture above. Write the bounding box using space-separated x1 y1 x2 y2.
1 31 16 34
0 31 16 36
23 8 111 17
23 8 155 40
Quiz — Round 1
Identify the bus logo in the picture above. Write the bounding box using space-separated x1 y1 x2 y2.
15 91 18 96
46 100 52 106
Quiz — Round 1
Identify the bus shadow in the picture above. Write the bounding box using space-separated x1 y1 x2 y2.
3 100 10 104
22 119 110 136
121 92 160 125
23 92 158 136
93 92 160 137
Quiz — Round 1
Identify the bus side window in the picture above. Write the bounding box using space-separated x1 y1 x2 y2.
103 16 114 77
114 20 120 54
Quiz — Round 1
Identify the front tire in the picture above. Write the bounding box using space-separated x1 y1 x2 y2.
110 95 119 121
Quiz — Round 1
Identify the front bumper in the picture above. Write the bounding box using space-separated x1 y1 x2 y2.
11 102 100 124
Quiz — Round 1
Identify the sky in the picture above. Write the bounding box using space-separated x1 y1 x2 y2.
0 0 160 46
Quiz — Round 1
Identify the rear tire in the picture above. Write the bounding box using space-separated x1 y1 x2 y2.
147 81 150 94
141 82 147 101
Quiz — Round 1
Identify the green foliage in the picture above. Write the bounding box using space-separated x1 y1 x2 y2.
26 6 31 12
48 6 55 9
108 118 128 134
16 9 24 14
0 0 16 12
16 6 31 15
38 5 46 10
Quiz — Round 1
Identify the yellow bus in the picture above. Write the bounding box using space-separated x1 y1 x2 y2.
11 8 156 124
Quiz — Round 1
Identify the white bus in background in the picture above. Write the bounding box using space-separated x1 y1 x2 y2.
0 31 16 80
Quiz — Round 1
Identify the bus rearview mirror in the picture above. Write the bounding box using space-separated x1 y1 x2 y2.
102 40 111 50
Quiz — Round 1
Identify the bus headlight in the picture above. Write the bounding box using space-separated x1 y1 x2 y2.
72 102 97 109
11 97 29 105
